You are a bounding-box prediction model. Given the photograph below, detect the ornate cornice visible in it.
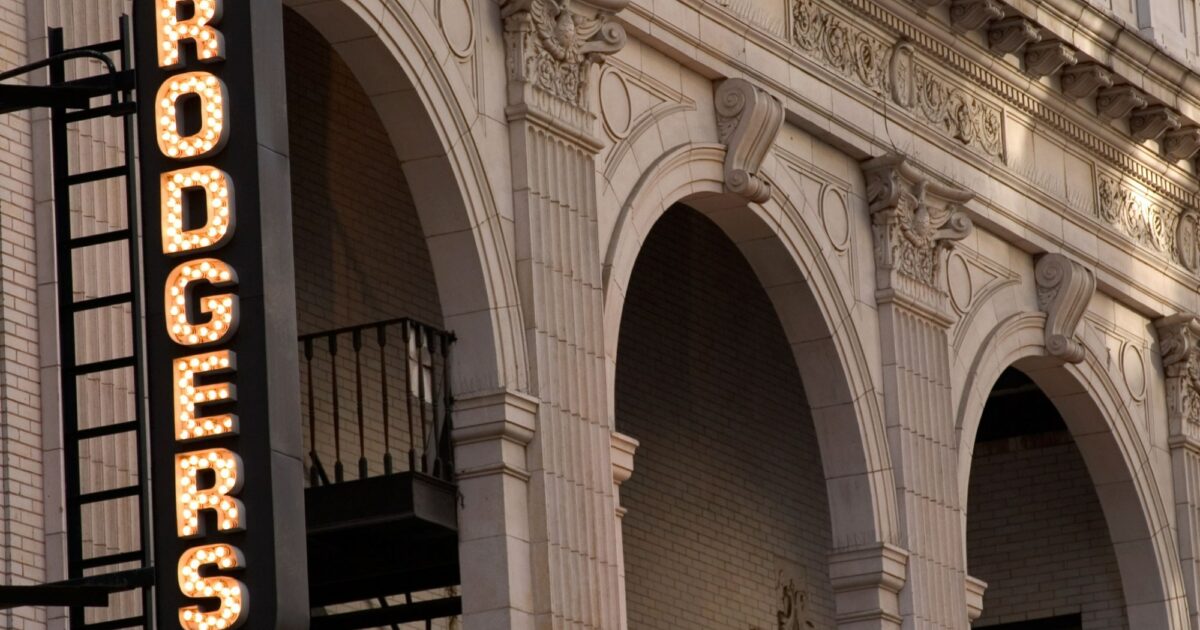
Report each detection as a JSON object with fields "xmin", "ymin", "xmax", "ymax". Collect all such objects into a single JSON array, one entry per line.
[
  {"xmin": 863, "ymin": 154, "xmax": 974, "ymax": 314},
  {"xmin": 1156, "ymin": 314, "xmax": 1200, "ymax": 444},
  {"xmin": 1034, "ymin": 253, "xmax": 1095, "ymax": 364},
  {"xmin": 501, "ymin": 0, "xmax": 628, "ymax": 114},
  {"xmin": 715, "ymin": 78, "xmax": 784, "ymax": 203}
]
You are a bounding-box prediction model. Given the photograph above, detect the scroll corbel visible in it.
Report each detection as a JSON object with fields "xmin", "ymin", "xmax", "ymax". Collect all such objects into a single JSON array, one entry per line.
[
  {"xmin": 1035, "ymin": 253, "xmax": 1095, "ymax": 364},
  {"xmin": 715, "ymin": 78, "xmax": 784, "ymax": 203}
]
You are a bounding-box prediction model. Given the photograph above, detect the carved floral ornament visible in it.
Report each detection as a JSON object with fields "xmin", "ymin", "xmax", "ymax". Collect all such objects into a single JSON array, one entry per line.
[
  {"xmin": 1156, "ymin": 314, "xmax": 1200, "ymax": 438},
  {"xmin": 791, "ymin": 0, "xmax": 1004, "ymax": 158},
  {"xmin": 1095, "ymin": 173, "xmax": 1200, "ymax": 274},
  {"xmin": 501, "ymin": 0, "xmax": 628, "ymax": 109},
  {"xmin": 862, "ymin": 154, "xmax": 974, "ymax": 289}
]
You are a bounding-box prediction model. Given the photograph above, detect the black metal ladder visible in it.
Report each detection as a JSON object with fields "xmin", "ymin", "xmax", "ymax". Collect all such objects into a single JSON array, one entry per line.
[{"xmin": 49, "ymin": 17, "xmax": 153, "ymax": 629}]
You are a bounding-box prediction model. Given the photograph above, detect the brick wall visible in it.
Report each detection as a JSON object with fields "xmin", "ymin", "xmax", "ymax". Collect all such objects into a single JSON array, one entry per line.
[
  {"xmin": 284, "ymin": 9, "xmax": 441, "ymax": 337},
  {"xmin": 0, "ymin": 0, "xmax": 44, "ymax": 626},
  {"xmin": 967, "ymin": 432, "xmax": 1128, "ymax": 629},
  {"xmin": 615, "ymin": 206, "xmax": 835, "ymax": 630}
]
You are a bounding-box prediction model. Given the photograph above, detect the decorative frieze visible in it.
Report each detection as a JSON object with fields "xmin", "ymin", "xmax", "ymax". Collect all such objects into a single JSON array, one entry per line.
[
  {"xmin": 792, "ymin": 0, "xmax": 1004, "ymax": 159},
  {"xmin": 950, "ymin": 0, "xmax": 1004, "ymax": 32},
  {"xmin": 1034, "ymin": 254, "xmax": 1095, "ymax": 364},
  {"xmin": 501, "ymin": 0, "xmax": 628, "ymax": 111},
  {"xmin": 1024, "ymin": 41, "xmax": 1076, "ymax": 78},
  {"xmin": 715, "ymin": 79, "xmax": 785, "ymax": 203},
  {"xmin": 863, "ymin": 154, "xmax": 974, "ymax": 307},
  {"xmin": 1095, "ymin": 174, "xmax": 1175, "ymax": 257},
  {"xmin": 987, "ymin": 17, "xmax": 1040, "ymax": 54},
  {"xmin": 1130, "ymin": 105, "xmax": 1182, "ymax": 142},
  {"xmin": 1060, "ymin": 62, "xmax": 1114, "ymax": 100},
  {"xmin": 791, "ymin": 0, "xmax": 892, "ymax": 96}
]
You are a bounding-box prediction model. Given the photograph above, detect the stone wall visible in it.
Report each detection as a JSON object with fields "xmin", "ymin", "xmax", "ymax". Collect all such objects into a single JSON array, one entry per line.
[{"xmin": 616, "ymin": 206, "xmax": 835, "ymax": 630}]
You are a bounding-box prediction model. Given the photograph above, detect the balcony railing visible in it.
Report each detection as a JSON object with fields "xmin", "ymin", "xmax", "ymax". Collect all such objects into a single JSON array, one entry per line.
[{"xmin": 300, "ymin": 318, "xmax": 455, "ymax": 487}]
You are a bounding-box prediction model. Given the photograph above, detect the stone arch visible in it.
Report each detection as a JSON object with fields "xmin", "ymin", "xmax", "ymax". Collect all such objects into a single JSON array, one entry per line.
[
  {"xmin": 956, "ymin": 311, "xmax": 1190, "ymax": 629},
  {"xmin": 603, "ymin": 141, "xmax": 900, "ymax": 552},
  {"xmin": 282, "ymin": 0, "xmax": 526, "ymax": 394}
]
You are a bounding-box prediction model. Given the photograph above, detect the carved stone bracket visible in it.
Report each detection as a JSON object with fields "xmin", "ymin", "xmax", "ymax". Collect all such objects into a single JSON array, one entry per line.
[
  {"xmin": 715, "ymin": 78, "xmax": 784, "ymax": 203},
  {"xmin": 1096, "ymin": 85, "xmax": 1148, "ymax": 120},
  {"xmin": 988, "ymin": 17, "xmax": 1041, "ymax": 54},
  {"xmin": 1130, "ymin": 104, "xmax": 1182, "ymax": 142},
  {"xmin": 1165, "ymin": 127, "xmax": 1200, "ymax": 161},
  {"xmin": 1060, "ymin": 62, "xmax": 1114, "ymax": 100},
  {"xmin": 950, "ymin": 0, "xmax": 1004, "ymax": 31},
  {"xmin": 862, "ymin": 154, "xmax": 974, "ymax": 310},
  {"xmin": 501, "ymin": 0, "xmax": 628, "ymax": 114},
  {"xmin": 1034, "ymin": 253, "xmax": 1095, "ymax": 364},
  {"xmin": 1156, "ymin": 314, "xmax": 1200, "ymax": 444},
  {"xmin": 1024, "ymin": 41, "xmax": 1077, "ymax": 78}
]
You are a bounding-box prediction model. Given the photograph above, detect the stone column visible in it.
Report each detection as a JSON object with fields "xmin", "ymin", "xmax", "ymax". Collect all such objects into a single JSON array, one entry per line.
[
  {"xmin": 862, "ymin": 154, "xmax": 973, "ymax": 629},
  {"xmin": 498, "ymin": 2, "xmax": 628, "ymax": 628},
  {"xmin": 1155, "ymin": 314, "xmax": 1200, "ymax": 630}
]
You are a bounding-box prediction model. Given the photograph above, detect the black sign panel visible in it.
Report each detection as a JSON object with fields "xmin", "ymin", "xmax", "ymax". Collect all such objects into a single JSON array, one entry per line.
[{"xmin": 133, "ymin": 0, "xmax": 308, "ymax": 627}]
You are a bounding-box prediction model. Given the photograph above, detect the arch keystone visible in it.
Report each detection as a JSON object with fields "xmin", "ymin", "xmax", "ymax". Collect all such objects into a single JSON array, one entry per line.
[
  {"xmin": 714, "ymin": 78, "xmax": 784, "ymax": 203},
  {"xmin": 1034, "ymin": 253, "xmax": 1095, "ymax": 364}
]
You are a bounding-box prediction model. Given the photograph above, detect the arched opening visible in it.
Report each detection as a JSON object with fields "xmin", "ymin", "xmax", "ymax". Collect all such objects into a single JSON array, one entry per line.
[
  {"xmin": 966, "ymin": 367, "xmax": 1126, "ymax": 629},
  {"xmin": 616, "ymin": 205, "xmax": 835, "ymax": 628},
  {"xmin": 281, "ymin": 7, "xmax": 466, "ymax": 627}
]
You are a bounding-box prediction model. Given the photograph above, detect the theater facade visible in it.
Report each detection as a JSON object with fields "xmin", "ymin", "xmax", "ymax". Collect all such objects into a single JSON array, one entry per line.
[{"xmin": 1, "ymin": 0, "xmax": 1200, "ymax": 628}]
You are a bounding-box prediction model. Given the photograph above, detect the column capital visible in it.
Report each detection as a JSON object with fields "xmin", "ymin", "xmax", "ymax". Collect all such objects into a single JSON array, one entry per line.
[
  {"xmin": 862, "ymin": 154, "xmax": 974, "ymax": 322},
  {"xmin": 501, "ymin": 0, "xmax": 628, "ymax": 133},
  {"xmin": 1156, "ymin": 314, "xmax": 1200, "ymax": 444}
]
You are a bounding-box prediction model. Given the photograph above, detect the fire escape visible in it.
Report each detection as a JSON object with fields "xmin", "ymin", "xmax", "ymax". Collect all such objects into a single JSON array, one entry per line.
[{"xmin": 0, "ymin": 17, "xmax": 462, "ymax": 630}]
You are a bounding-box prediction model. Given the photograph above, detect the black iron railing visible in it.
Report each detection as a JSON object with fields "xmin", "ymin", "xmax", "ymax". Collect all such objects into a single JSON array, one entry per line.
[{"xmin": 300, "ymin": 318, "xmax": 455, "ymax": 487}]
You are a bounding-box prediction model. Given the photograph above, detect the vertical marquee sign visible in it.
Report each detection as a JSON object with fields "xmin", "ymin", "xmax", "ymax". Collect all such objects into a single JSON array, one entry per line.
[{"xmin": 133, "ymin": 0, "xmax": 309, "ymax": 628}]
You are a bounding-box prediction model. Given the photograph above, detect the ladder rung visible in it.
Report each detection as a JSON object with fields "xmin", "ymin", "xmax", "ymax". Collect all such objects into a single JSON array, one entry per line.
[
  {"xmin": 69, "ymin": 229, "xmax": 131, "ymax": 250},
  {"xmin": 65, "ymin": 166, "xmax": 125, "ymax": 186},
  {"xmin": 71, "ymin": 356, "xmax": 135, "ymax": 376},
  {"xmin": 82, "ymin": 616, "xmax": 147, "ymax": 630},
  {"xmin": 77, "ymin": 485, "xmax": 140, "ymax": 505},
  {"xmin": 75, "ymin": 421, "xmax": 139, "ymax": 441},
  {"xmin": 71, "ymin": 292, "xmax": 133, "ymax": 313},
  {"xmin": 77, "ymin": 551, "xmax": 144, "ymax": 571},
  {"xmin": 63, "ymin": 102, "xmax": 135, "ymax": 123}
]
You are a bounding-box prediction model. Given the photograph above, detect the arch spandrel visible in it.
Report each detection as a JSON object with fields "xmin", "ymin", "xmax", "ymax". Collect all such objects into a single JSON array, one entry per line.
[
  {"xmin": 602, "ymin": 140, "xmax": 900, "ymax": 551},
  {"xmin": 282, "ymin": 0, "xmax": 527, "ymax": 395}
]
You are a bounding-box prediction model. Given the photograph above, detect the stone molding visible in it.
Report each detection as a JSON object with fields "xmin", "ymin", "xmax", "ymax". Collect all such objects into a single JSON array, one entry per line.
[
  {"xmin": 828, "ymin": 543, "xmax": 908, "ymax": 629},
  {"xmin": 1034, "ymin": 254, "xmax": 1095, "ymax": 364},
  {"xmin": 863, "ymin": 154, "xmax": 974, "ymax": 315},
  {"xmin": 965, "ymin": 575, "xmax": 987, "ymax": 623},
  {"xmin": 987, "ymin": 17, "xmax": 1039, "ymax": 55},
  {"xmin": 500, "ymin": 0, "xmax": 628, "ymax": 116},
  {"xmin": 1156, "ymin": 314, "xmax": 1200, "ymax": 445},
  {"xmin": 714, "ymin": 78, "xmax": 784, "ymax": 203},
  {"xmin": 451, "ymin": 389, "xmax": 539, "ymax": 481}
]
